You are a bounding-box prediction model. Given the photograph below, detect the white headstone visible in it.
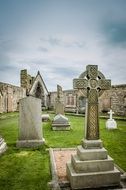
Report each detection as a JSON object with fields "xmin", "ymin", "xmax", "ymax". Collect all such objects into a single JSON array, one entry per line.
[
  {"xmin": 106, "ymin": 109, "xmax": 117, "ymax": 129},
  {"xmin": 17, "ymin": 96, "xmax": 44, "ymax": 147}
]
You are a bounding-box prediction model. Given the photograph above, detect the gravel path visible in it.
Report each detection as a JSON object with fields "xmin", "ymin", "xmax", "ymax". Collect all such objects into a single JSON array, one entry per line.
[{"xmin": 53, "ymin": 150, "xmax": 76, "ymax": 181}]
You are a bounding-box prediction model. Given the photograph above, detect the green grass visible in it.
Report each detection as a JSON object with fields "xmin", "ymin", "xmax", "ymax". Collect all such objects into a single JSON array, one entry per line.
[
  {"xmin": 0, "ymin": 112, "xmax": 126, "ymax": 190},
  {"xmin": 0, "ymin": 147, "xmax": 50, "ymax": 190},
  {"xmin": 0, "ymin": 113, "xmax": 51, "ymax": 190}
]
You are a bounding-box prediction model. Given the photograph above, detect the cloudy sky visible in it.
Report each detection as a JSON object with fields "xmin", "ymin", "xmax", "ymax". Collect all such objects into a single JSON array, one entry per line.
[{"xmin": 0, "ymin": 0, "xmax": 126, "ymax": 91}]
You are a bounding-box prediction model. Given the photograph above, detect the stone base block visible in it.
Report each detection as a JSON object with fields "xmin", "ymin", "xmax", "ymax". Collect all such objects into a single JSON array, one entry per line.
[
  {"xmin": 16, "ymin": 139, "xmax": 45, "ymax": 148},
  {"xmin": 71, "ymin": 154, "xmax": 114, "ymax": 173},
  {"xmin": 67, "ymin": 162, "xmax": 120, "ymax": 189},
  {"xmin": 0, "ymin": 138, "xmax": 7, "ymax": 155},
  {"xmin": 52, "ymin": 124, "xmax": 71, "ymax": 131},
  {"xmin": 82, "ymin": 139, "xmax": 103, "ymax": 149},
  {"xmin": 77, "ymin": 145, "xmax": 108, "ymax": 160}
]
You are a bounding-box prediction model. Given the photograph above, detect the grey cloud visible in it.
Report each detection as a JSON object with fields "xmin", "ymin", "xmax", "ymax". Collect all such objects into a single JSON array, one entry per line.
[
  {"xmin": 0, "ymin": 64, "xmax": 15, "ymax": 72},
  {"xmin": 0, "ymin": 57, "xmax": 19, "ymax": 86},
  {"xmin": 48, "ymin": 37, "xmax": 61, "ymax": 46},
  {"xmin": 40, "ymin": 37, "xmax": 86, "ymax": 48},
  {"xmin": 40, "ymin": 37, "xmax": 61, "ymax": 46},
  {"xmin": 102, "ymin": 21, "xmax": 126, "ymax": 47},
  {"xmin": 38, "ymin": 46, "xmax": 49, "ymax": 52},
  {"xmin": 0, "ymin": 57, "xmax": 18, "ymax": 72},
  {"xmin": 0, "ymin": 53, "xmax": 14, "ymax": 71},
  {"xmin": 0, "ymin": 38, "xmax": 29, "ymax": 55},
  {"xmin": 73, "ymin": 41, "xmax": 85, "ymax": 48},
  {"xmin": 34, "ymin": 60, "xmax": 50, "ymax": 66},
  {"xmin": 53, "ymin": 67, "xmax": 78, "ymax": 77}
]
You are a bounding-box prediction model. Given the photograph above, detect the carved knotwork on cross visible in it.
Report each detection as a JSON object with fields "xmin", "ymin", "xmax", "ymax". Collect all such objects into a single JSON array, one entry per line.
[{"xmin": 73, "ymin": 65, "xmax": 111, "ymax": 140}]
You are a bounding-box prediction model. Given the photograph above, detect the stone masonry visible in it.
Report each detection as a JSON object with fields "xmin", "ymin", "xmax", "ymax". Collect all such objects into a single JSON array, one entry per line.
[
  {"xmin": 0, "ymin": 82, "xmax": 26, "ymax": 113},
  {"xmin": 0, "ymin": 69, "xmax": 126, "ymax": 116}
]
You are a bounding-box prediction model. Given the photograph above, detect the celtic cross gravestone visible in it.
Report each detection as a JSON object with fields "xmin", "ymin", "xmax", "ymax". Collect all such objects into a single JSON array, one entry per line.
[
  {"xmin": 67, "ymin": 65, "xmax": 120, "ymax": 189},
  {"xmin": 73, "ymin": 65, "xmax": 111, "ymax": 140}
]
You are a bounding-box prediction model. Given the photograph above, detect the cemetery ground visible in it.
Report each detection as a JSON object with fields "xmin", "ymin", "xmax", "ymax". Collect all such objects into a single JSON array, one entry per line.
[{"xmin": 0, "ymin": 112, "xmax": 126, "ymax": 190}]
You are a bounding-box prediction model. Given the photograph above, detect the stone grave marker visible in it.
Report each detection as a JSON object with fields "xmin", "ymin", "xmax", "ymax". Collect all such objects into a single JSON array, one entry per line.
[
  {"xmin": 17, "ymin": 96, "xmax": 44, "ymax": 147},
  {"xmin": 52, "ymin": 85, "xmax": 70, "ymax": 130},
  {"xmin": 41, "ymin": 114, "xmax": 50, "ymax": 122},
  {"xmin": 55, "ymin": 85, "xmax": 64, "ymax": 115},
  {"xmin": 52, "ymin": 114, "xmax": 70, "ymax": 130},
  {"xmin": 67, "ymin": 65, "xmax": 120, "ymax": 189},
  {"xmin": 106, "ymin": 109, "xmax": 117, "ymax": 129}
]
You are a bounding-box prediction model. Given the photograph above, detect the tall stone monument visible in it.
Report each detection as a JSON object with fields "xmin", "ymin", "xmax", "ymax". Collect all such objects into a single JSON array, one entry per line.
[
  {"xmin": 17, "ymin": 96, "xmax": 44, "ymax": 147},
  {"xmin": 52, "ymin": 85, "xmax": 70, "ymax": 130},
  {"xmin": 55, "ymin": 85, "xmax": 64, "ymax": 115},
  {"xmin": 67, "ymin": 65, "xmax": 120, "ymax": 189}
]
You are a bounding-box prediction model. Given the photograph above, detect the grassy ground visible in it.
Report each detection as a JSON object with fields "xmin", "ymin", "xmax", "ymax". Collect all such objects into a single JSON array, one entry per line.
[
  {"xmin": 0, "ymin": 112, "xmax": 51, "ymax": 190},
  {"xmin": 0, "ymin": 112, "xmax": 126, "ymax": 190}
]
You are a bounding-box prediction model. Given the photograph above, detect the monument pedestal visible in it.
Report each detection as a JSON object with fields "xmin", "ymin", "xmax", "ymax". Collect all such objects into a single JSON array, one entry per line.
[
  {"xmin": 67, "ymin": 140, "xmax": 120, "ymax": 189},
  {"xmin": 52, "ymin": 114, "xmax": 70, "ymax": 131}
]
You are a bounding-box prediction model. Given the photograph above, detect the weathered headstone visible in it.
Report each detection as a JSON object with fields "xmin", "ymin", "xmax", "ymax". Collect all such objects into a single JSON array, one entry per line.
[
  {"xmin": 67, "ymin": 65, "xmax": 120, "ymax": 189},
  {"xmin": 0, "ymin": 136, "xmax": 7, "ymax": 155},
  {"xmin": 52, "ymin": 114, "xmax": 70, "ymax": 130},
  {"xmin": 55, "ymin": 85, "xmax": 64, "ymax": 115},
  {"xmin": 16, "ymin": 96, "xmax": 44, "ymax": 147},
  {"xmin": 106, "ymin": 109, "xmax": 117, "ymax": 129},
  {"xmin": 52, "ymin": 85, "xmax": 70, "ymax": 130},
  {"xmin": 41, "ymin": 114, "xmax": 50, "ymax": 122}
]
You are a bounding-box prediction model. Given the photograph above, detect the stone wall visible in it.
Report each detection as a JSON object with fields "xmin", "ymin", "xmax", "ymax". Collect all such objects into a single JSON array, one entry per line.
[
  {"xmin": 0, "ymin": 82, "xmax": 26, "ymax": 113},
  {"xmin": 50, "ymin": 85, "xmax": 126, "ymax": 116},
  {"xmin": 99, "ymin": 84, "xmax": 126, "ymax": 116},
  {"xmin": 1, "ymin": 69, "xmax": 126, "ymax": 116},
  {"xmin": 50, "ymin": 89, "xmax": 77, "ymax": 112},
  {"xmin": 20, "ymin": 69, "xmax": 35, "ymax": 94}
]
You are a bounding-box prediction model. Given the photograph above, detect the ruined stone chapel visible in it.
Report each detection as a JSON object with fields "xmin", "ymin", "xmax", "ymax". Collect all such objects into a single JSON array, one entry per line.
[{"xmin": 0, "ymin": 69, "xmax": 126, "ymax": 116}]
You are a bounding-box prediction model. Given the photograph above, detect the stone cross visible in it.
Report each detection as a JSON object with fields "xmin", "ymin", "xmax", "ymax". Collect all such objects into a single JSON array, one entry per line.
[
  {"xmin": 57, "ymin": 85, "xmax": 64, "ymax": 103},
  {"xmin": 73, "ymin": 65, "xmax": 111, "ymax": 140},
  {"xmin": 108, "ymin": 109, "xmax": 114, "ymax": 120}
]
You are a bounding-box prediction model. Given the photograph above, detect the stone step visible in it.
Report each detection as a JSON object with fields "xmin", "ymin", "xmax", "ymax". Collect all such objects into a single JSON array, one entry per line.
[
  {"xmin": 71, "ymin": 154, "xmax": 114, "ymax": 173},
  {"xmin": 77, "ymin": 145, "xmax": 108, "ymax": 161},
  {"xmin": 66, "ymin": 162, "xmax": 120, "ymax": 189}
]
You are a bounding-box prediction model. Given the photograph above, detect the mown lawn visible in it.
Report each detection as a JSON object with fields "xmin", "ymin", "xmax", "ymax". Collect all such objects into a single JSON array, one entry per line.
[{"xmin": 0, "ymin": 112, "xmax": 126, "ymax": 190}]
